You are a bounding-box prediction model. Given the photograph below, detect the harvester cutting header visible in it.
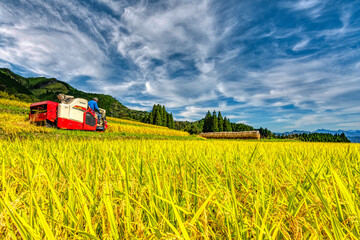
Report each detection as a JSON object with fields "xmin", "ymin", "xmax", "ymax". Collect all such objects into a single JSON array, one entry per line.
[{"xmin": 29, "ymin": 94, "xmax": 108, "ymax": 132}]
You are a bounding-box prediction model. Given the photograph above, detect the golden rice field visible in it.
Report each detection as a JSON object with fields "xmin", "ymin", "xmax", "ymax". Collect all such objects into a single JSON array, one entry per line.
[
  {"xmin": 106, "ymin": 117, "xmax": 189, "ymax": 137},
  {"xmin": 107, "ymin": 121, "xmax": 189, "ymax": 137},
  {"xmin": 0, "ymin": 93, "xmax": 188, "ymax": 137},
  {"xmin": 0, "ymin": 138, "xmax": 359, "ymax": 239},
  {"xmin": 107, "ymin": 117, "xmax": 169, "ymax": 129},
  {"xmin": 0, "ymin": 113, "xmax": 52, "ymax": 135},
  {"xmin": 0, "ymin": 112, "xmax": 188, "ymax": 137},
  {"xmin": 0, "ymin": 98, "xmax": 30, "ymax": 109},
  {"xmin": 1, "ymin": 95, "xmax": 360, "ymax": 239}
]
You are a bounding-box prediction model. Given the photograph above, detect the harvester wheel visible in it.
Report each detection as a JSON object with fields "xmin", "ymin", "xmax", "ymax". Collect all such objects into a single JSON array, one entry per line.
[{"xmin": 46, "ymin": 120, "xmax": 57, "ymax": 128}]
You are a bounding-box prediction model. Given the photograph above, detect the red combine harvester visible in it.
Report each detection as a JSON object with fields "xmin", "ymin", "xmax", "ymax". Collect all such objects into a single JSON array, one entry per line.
[{"xmin": 29, "ymin": 94, "xmax": 108, "ymax": 132}]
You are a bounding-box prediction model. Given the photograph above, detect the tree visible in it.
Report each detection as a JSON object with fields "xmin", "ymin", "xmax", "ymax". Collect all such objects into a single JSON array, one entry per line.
[
  {"xmin": 203, "ymin": 111, "xmax": 212, "ymax": 132},
  {"xmin": 166, "ymin": 113, "xmax": 175, "ymax": 129},
  {"xmin": 186, "ymin": 124, "xmax": 202, "ymax": 134},
  {"xmin": 223, "ymin": 117, "xmax": 232, "ymax": 131},
  {"xmin": 154, "ymin": 108, "xmax": 162, "ymax": 125},
  {"xmin": 169, "ymin": 113, "xmax": 175, "ymax": 129},
  {"xmin": 259, "ymin": 127, "xmax": 272, "ymax": 138},
  {"xmin": 150, "ymin": 104, "xmax": 157, "ymax": 124},
  {"xmin": 210, "ymin": 111, "xmax": 219, "ymax": 132},
  {"xmin": 148, "ymin": 112, "xmax": 153, "ymax": 124},
  {"xmin": 141, "ymin": 104, "xmax": 177, "ymax": 128},
  {"xmin": 218, "ymin": 111, "xmax": 223, "ymax": 132},
  {"xmin": 166, "ymin": 113, "xmax": 171, "ymax": 128},
  {"xmin": 162, "ymin": 105, "xmax": 167, "ymax": 126}
]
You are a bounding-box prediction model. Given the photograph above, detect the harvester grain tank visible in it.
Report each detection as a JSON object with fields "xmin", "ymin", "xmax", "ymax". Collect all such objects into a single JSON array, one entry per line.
[{"xmin": 29, "ymin": 94, "xmax": 108, "ymax": 131}]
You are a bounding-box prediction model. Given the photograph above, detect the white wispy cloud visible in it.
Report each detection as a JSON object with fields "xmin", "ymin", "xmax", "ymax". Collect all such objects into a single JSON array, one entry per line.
[
  {"xmin": 292, "ymin": 37, "xmax": 310, "ymax": 51},
  {"xmin": 177, "ymin": 102, "xmax": 249, "ymax": 121},
  {"xmin": 107, "ymin": 0, "xmax": 226, "ymax": 109},
  {"xmin": 0, "ymin": 0, "xmax": 110, "ymax": 82},
  {"xmin": 286, "ymin": 112, "xmax": 360, "ymax": 129},
  {"xmin": 283, "ymin": 0, "xmax": 326, "ymax": 18},
  {"xmin": 217, "ymin": 50, "xmax": 360, "ymax": 124},
  {"xmin": 337, "ymin": 122, "xmax": 360, "ymax": 128},
  {"xmin": 317, "ymin": 9, "xmax": 359, "ymax": 39},
  {"xmin": 293, "ymin": 0, "xmax": 321, "ymax": 10},
  {"xmin": 0, "ymin": 0, "xmax": 359, "ymax": 131}
]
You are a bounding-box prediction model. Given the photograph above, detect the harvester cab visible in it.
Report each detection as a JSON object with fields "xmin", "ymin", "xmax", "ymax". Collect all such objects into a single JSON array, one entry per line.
[{"xmin": 29, "ymin": 94, "xmax": 108, "ymax": 132}]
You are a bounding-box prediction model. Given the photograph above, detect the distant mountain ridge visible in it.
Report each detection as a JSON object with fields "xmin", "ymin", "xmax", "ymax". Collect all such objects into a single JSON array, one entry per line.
[
  {"xmin": 276, "ymin": 129, "xmax": 360, "ymax": 143},
  {"xmin": 0, "ymin": 68, "xmax": 148, "ymax": 120}
]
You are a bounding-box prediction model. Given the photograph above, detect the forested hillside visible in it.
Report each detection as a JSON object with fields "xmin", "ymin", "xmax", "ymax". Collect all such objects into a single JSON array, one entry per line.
[{"xmin": 0, "ymin": 68, "xmax": 148, "ymax": 120}]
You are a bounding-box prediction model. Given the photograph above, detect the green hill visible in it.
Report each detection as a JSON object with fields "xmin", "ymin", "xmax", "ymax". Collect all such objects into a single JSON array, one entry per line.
[{"xmin": 0, "ymin": 68, "xmax": 148, "ymax": 120}]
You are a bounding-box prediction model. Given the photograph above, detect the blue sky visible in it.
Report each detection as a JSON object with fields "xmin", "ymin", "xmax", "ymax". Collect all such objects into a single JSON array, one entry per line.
[{"xmin": 0, "ymin": 0, "xmax": 359, "ymax": 132}]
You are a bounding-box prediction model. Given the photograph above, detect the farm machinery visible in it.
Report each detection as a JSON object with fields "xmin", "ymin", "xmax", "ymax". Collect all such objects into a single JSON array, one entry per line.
[{"xmin": 29, "ymin": 94, "xmax": 108, "ymax": 132}]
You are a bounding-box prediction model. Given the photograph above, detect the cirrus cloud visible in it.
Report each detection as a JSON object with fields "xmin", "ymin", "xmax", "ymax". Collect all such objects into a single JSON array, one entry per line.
[{"xmin": 0, "ymin": 0, "xmax": 359, "ymax": 132}]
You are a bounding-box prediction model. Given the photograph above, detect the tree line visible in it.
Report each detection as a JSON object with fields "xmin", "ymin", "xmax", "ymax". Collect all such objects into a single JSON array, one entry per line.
[
  {"xmin": 257, "ymin": 127, "xmax": 350, "ymax": 142},
  {"xmin": 203, "ymin": 111, "xmax": 254, "ymax": 133},
  {"xmin": 259, "ymin": 127, "xmax": 274, "ymax": 138},
  {"xmin": 277, "ymin": 132, "xmax": 350, "ymax": 142},
  {"xmin": 140, "ymin": 105, "xmax": 350, "ymax": 143},
  {"xmin": 141, "ymin": 104, "xmax": 175, "ymax": 129}
]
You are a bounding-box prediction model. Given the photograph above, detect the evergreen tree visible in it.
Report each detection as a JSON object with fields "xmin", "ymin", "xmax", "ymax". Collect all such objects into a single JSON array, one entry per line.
[
  {"xmin": 210, "ymin": 110, "xmax": 219, "ymax": 132},
  {"xmin": 154, "ymin": 108, "xmax": 162, "ymax": 125},
  {"xmin": 162, "ymin": 105, "xmax": 167, "ymax": 126},
  {"xmin": 259, "ymin": 127, "xmax": 264, "ymax": 138},
  {"xmin": 166, "ymin": 113, "xmax": 171, "ymax": 128},
  {"xmin": 150, "ymin": 105, "xmax": 156, "ymax": 124},
  {"xmin": 151, "ymin": 105, "xmax": 156, "ymax": 124},
  {"xmin": 223, "ymin": 117, "xmax": 232, "ymax": 131},
  {"xmin": 259, "ymin": 127, "xmax": 272, "ymax": 138},
  {"xmin": 169, "ymin": 113, "xmax": 175, "ymax": 129},
  {"xmin": 141, "ymin": 115, "xmax": 148, "ymax": 123},
  {"xmin": 203, "ymin": 111, "xmax": 212, "ymax": 132},
  {"xmin": 140, "ymin": 103, "xmax": 177, "ymax": 128},
  {"xmin": 218, "ymin": 111, "xmax": 223, "ymax": 132},
  {"xmin": 228, "ymin": 119, "xmax": 232, "ymax": 131},
  {"xmin": 149, "ymin": 112, "xmax": 153, "ymax": 124}
]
